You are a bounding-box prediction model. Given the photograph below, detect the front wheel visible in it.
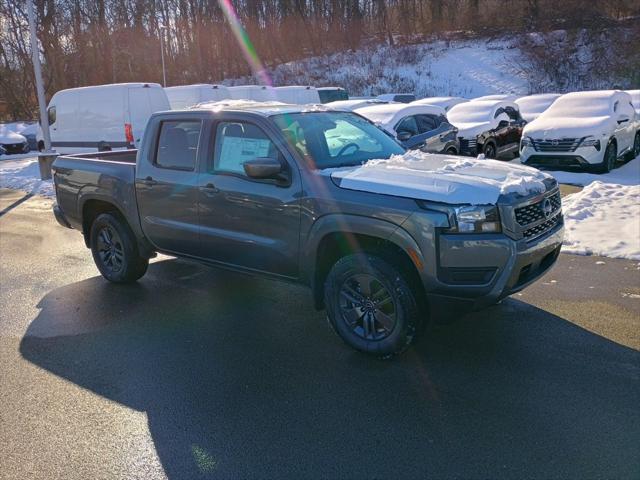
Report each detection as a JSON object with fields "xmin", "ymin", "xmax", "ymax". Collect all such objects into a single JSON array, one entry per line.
[
  {"xmin": 598, "ymin": 141, "xmax": 616, "ymax": 173},
  {"xmin": 483, "ymin": 142, "xmax": 496, "ymax": 159},
  {"xmin": 90, "ymin": 212, "xmax": 148, "ymax": 283},
  {"xmin": 324, "ymin": 253, "xmax": 422, "ymax": 358},
  {"xmin": 626, "ymin": 132, "xmax": 640, "ymax": 161}
]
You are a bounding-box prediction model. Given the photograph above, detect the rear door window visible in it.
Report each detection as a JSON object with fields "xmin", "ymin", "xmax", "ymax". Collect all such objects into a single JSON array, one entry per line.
[
  {"xmin": 155, "ymin": 120, "xmax": 202, "ymax": 171},
  {"xmin": 415, "ymin": 115, "xmax": 438, "ymax": 133}
]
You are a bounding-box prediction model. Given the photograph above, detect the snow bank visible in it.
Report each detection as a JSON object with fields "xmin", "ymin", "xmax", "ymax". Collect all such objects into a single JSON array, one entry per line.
[
  {"xmin": 331, "ymin": 151, "xmax": 549, "ymax": 205},
  {"xmin": 0, "ymin": 157, "xmax": 54, "ymax": 197},
  {"xmin": 561, "ymin": 181, "xmax": 640, "ymax": 260}
]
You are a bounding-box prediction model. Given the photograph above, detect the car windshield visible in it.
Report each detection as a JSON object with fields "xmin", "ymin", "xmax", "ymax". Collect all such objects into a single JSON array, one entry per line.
[
  {"xmin": 447, "ymin": 103, "xmax": 494, "ymax": 123},
  {"xmin": 271, "ymin": 111, "xmax": 405, "ymax": 169}
]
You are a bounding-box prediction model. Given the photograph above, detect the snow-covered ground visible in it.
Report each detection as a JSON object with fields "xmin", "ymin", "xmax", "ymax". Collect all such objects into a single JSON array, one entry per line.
[{"xmin": 1, "ymin": 154, "xmax": 639, "ymax": 260}]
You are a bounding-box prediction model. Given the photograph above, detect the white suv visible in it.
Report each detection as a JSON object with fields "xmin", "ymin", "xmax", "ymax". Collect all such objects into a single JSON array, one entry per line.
[{"xmin": 520, "ymin": 90, "xmax": 640, "ymax": 173}]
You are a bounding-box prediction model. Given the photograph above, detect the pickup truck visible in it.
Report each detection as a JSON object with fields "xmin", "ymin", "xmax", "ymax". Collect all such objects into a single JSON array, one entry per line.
[{"xmin": 52, "ymin": 103, "xmax": 564, "ymax": 358}]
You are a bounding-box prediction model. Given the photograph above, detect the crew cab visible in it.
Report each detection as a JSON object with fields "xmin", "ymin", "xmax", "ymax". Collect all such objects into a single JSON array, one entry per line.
[
  {"xmin": 448, "ymin": 100, "xmax": 526, "ymax": 159},
  {"xmin": 520, "ymin": 90, "xmax": 640, "ymax": 172},
  {"xmin": 51, "ymin": 103, "xmax": 563, "ymax": 358},
  {"xmin": 355, "ymin": 103, "xmax": 460, "ymax": 154}
]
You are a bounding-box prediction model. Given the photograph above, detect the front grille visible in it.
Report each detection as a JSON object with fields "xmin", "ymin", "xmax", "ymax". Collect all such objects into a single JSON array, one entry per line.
[
  {"xmin": 459, "ymin": 137, "xmax": 477, "ymax": 154},
  {"xmin": 515, "ymin": 191, "xmax": 562, "ymax": 226},
  {"xmin": 523, "ymin": 212, "xmax": 562, "ymax": 240},
  {"xmin": 532, "ymin": 138, "xmax": 580, "ymax": 152}
]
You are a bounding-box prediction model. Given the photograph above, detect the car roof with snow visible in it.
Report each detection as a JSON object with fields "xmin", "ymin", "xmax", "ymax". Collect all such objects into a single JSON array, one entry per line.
[
  {"xmin": 515, "ymin": 94, "xmax": 561, "ymax": 121},
  {"xmin": 354, "ymin": 103, "xmax": 447, "ymax": 130},
  {"xmin": 541, "ymin": 90, "xmax": 630, "ymax": 117},
  {"xmin": 471, "ymin": 94, "xmax": 519, "ymax": 102},
  {"xmin": 190, "ymin": 100, "xmax": 337, "ymax": 116},
  {"xmin": 410, "ymin": 97, "xmax": 469, "ymax": 110},
  {"xmin": 324, "ymin": 99, "xmax": 389, "ymax": 111}
]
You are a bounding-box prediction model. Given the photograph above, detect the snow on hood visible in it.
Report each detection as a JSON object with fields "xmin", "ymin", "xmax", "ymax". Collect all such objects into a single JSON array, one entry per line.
[
  {"xmin": 0, "ymin": 129, "xmax": 27, "ymax": 144},
  {"xmin": 328, "ymin": 151, "xmax": 551, "ymax": 205},
  {"xmin": 523, "ymin": 115, "xmax": 612, "ymax": 139},
  {"xmin": 452, "ymin": 121, "xmax": 492, "ymax": 138}
]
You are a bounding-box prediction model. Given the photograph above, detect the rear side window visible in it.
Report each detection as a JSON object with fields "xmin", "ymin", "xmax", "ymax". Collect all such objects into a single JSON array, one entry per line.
[
  {"xmin": 415, "ymin": 114, "xmax": 439, "ymax": 133},
  {"xmin": 155, "ymin": 120, "xmax": 202, "ymax": 171}
]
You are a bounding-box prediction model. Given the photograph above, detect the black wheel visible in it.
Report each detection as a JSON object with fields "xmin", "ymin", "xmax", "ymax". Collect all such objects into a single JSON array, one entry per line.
[
  {"xmin": 37, "ymin": 140, "xmax": 44, "ymax": 152},
  {"xmin": 446, "ymin": 147, "xmax": 458, "ymax": 155},
  {"xmin": 598, "ymin": 140, "xmax": 616, "ymax": 173},
  {"xmin": 626, "ymin": 132, "xmax": 640, "ymax": 161},
  {"xmin": 90, "ymin": 212, "xmax": 148, "ymax": 283},
  {"xmin": 483, "ymin": 142, "xmax": 496, "ymax": 159},
  {"xmin": 324, "ymin": 253, "xmax": 421, "ymax": 358}
]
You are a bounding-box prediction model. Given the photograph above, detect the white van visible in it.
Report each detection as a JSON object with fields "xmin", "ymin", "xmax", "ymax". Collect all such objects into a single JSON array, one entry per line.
[
  {"xmin": 227, "ymin": 85, "xmax": 277, "ymax": 102},
  {"xmin": 165, "ymin": 84, "xmax": 231, "ymax": 109},
  {"xmin": 46, "ymin": 83, "xmax": 170, "ymax": 153},
  {"xmin": 274, "ymin": 86, "xmax": 320, "ymax": 104}
]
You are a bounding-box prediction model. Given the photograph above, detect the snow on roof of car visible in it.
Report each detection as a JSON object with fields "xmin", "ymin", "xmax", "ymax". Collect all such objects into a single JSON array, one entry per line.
[
  {"xmin": 325, "ymin": 99, "xmax": 389, "ymax": 111},
  {"xmin": 410, "ymin": 97, "xmax": 468, "ymax": 109},
  {"xmin": 471, "ymin": 94, "xmax": 519, "ymax": 102},
  {"xmin": 541, "ymin": 90, "xmax": 625, "ymax": 118},
  {"xmin": 354, "ymin": 103, "xmax": 446, "ymax": 131},
  {"xmin": 515, "ymin": 94, "xmax": 561, "ymax": 121},
  {"xmin": 191, "ymin": 99, "xmax": 333, "ymax": 116},
  {"xmin": 165, "ymin": 84, "xmax": 228, "ymax": 90},
  {"xmin": 447, "ymin": 99, "xmax": 517, "ymax": 122}
]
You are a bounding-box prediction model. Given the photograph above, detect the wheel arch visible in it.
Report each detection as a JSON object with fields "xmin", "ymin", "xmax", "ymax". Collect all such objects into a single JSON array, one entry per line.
[{"xmin": 303, "ymin": 215, "xmax": 427, "ymax": 310}]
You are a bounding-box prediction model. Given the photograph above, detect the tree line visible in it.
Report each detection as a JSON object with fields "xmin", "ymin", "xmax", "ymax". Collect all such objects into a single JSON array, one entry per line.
[{"xmin": 1, "ymin": 0, "xmax": 638, "ymax": 120}]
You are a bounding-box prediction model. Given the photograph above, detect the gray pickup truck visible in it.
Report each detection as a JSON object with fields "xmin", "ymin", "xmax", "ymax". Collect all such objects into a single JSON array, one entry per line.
[{"xmin": 52, "ymin": 103, "xmax": 564, "ymax": 357}]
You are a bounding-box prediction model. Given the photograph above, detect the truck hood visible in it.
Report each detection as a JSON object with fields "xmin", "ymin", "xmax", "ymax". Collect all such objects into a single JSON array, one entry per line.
[
  {"xmin": 326, "ymin": 152, "xmax": 551, "ymax": 205},
  {"xmin": 523, "ymin": 115, "xmax": 612, "ymax": 139},
  {"xmin": 452, "ymin": 121, "xmax": 492, "ymax": 139}
]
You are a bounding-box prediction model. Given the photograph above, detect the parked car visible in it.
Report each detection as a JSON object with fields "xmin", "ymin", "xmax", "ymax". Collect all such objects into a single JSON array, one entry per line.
[
  {"xmin": 410, "ymin": 97, "xmax": 468, "ymax": 111},
  {"xmin": 0, "ymin": 127, "xmax": 29, "ymax": 154},
  {"xmin": 520, "ymin": 90, "xmax": 640, "ymax": 172},
  {"xmin": 515, "ymin": 94, "xmax": 561, "ymax": 123},
  {"xmin": 0, "ymin": 121, "xmax": 40, "ymax": 150},
  {"xmin": 228, "ymin": 85, "xmax": 277, "ymax": 102},
  {"xmin": 51, "ymin": 103, "xmax": 563, "ymax": 358},
  {"xmin": 46, "ymin": 82, "xmax": 170, "ymax": 154},
  {"xmin": 317, "ymin": 87, "xmax": 348, "ymax": 103},
  {"xmin": 165, "ymin": 84, "xmax": 230, "ymax": 109},
  {"xmin": 377, "ymin": 93, "xmax": 416, "ymax": 103},
  {"xmin": 472, "ymin": 94, "xmax": 520, "ymax": 102},
  {"xmin": 275, "ymin": 86, "xmax": 321, "ymax": 104},
  {"xmin": 355, "ymin": 103, "xmax": 460, "ymax": 154},
  {"xmin": 325, "ymin": 99, "xmax": 390, "ymax": 111},
  {"xmin": 448, "ymin": 100, "xmax": 526, "ymax": 159}
]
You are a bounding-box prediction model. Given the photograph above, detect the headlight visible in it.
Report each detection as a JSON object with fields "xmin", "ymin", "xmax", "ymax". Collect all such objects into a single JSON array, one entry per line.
[
  {"xmin": 580, "ymin": 136, "xmax": 601, "ymax": 150},
  {"xmin": 446, "ymin": 205, "xmax": 501, "ymax": 233},
  {"xmin": 520, "ymin": 136, "xmax": 533, "ymax": 149}
]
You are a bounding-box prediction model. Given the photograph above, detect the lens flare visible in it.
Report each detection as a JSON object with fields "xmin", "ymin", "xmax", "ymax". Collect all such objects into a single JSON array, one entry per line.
[{"xmin": 218, "ymin": 0, "xmax": 272, "ymax": 86}]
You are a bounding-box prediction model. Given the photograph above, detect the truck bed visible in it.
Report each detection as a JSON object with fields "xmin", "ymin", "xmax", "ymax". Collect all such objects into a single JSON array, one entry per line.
[{"xmin": 59, "ymin": 149, "xmax": 138, "ymax": 164}]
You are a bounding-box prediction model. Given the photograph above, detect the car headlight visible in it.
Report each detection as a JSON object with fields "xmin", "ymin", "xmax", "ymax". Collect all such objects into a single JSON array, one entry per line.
[
  {"xmin": 580, "ymin": 136, "xmax": 601, "ymax": 150},
  {"xmin": 520, "ymin": 136, "xmax": 533, "ymax": 149},
  {"xmin": 446, "ymin": 205, "xmax": 501, "ymax": 233}
]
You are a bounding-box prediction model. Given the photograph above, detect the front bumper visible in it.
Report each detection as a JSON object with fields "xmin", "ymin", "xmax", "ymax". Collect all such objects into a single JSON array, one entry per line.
[
  {"xmin": 52, "ymin": 204, "xmax": 72, "ymax": 229},
  {"xmin": 1, "ymin": 142, "xmax": 29, "ymax": 155},
  {"xmin": 520, "ymin": 145, "xmax": 604, "ymax": 168}
]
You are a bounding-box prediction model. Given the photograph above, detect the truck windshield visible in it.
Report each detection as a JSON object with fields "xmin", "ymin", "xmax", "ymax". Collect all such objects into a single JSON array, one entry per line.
[{"xmin": 272, "ymin": 111, "xmax": 405, "ymax": 169}]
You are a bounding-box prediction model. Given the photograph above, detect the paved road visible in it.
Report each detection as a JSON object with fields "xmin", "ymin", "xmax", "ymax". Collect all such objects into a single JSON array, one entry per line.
[{"xmin": 1, "ymin": 188, "xmax": 639, "ymax": 480}]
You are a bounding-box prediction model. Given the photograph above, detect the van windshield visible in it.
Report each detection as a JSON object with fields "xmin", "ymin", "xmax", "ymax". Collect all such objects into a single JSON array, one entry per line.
[{"xmin": 271, "ymin": 111, "xmax": 405, "ymax": 169}]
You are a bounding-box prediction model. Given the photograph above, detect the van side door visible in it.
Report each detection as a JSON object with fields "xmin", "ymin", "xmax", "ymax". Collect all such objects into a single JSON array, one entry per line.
[
  {"xmin": 135, "ymin": 115, "xmax": 204, "ymax": 255},
  {"xmin": 196, "ymin": 115, "xmax": 302, "ymax": 278}
]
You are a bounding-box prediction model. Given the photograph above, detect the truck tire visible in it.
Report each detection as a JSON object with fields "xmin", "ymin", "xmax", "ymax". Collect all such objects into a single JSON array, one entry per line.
[
  {"xmin": 90, "ymin": 212, "xmax": 148, "ymax": 283},
  {"xmin": 324, "ymin": 253, "xmax": 421, "ymax": 359}
]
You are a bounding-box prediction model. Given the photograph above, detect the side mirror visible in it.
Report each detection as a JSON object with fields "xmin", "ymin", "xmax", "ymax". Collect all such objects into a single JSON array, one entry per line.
[
  {"xmin": 498, "ymin": 120, "xmax": 509, "ymax": 128},
  {"xmin": 397, "ymin": 131, "xmax": 412, "ymax": 141},
  {"xmin": 243, "ymin": 157, "xmax": 287, "ymax": 182},
  {"xmin": 617, "ymin": 114, "xmax": 630, "ymax": 124}
]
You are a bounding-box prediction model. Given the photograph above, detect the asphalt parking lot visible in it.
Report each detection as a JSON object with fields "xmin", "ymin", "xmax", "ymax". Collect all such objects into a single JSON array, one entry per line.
[{"xmin": 1, "ymin": 188, "xmax": 639, "ymax": 479}]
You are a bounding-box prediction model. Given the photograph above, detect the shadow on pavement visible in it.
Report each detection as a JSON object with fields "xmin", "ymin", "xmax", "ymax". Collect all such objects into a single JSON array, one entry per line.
[{"xmin": 20, "ymin": 258, "xmax": 640, "ymax": 479}]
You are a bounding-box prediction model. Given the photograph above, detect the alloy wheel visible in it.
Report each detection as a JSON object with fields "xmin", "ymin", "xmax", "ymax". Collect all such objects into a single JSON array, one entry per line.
[
  {"xmin": 338, "ymin": 273, "xmax": 397, "ymax": 341},
  {"xmin": 96, "ymin": 226, "xmax": 124, "ymax": 273}
]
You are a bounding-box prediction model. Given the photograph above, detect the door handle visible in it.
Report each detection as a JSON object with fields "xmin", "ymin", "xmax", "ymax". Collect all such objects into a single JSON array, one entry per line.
[
  {"xmin": 142, "ymin": 176, "xmax": 157, "ymax": 186},
  {"xmin": 200, "ymin": 183, "xmax": 219, "ymax": 196}
]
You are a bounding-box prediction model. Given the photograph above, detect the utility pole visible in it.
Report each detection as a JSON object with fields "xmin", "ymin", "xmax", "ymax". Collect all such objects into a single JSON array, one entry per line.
[
  {"xmin": 159, "ymin": 25, "xmax": 168, "ymax": 87},
  {"xmin": 27, "ymin": 0, "xmax": 51, "ymax": 152}
]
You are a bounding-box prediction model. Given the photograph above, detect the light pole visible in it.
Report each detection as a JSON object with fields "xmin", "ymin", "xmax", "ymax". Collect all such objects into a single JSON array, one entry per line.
[
  {"xmin": 159, "ymin": 24, "xmax": 168, "ymax": 87},
  {"xmin": 27, "ymin": 0, "xmax": 51, "ymax": 152}
]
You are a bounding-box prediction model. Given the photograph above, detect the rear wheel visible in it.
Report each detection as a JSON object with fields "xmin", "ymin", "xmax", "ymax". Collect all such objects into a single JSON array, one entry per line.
[
  {"xmin": 483, "ymin": 141, "xmax": 496, "ymax": 159},
  {"xmin": 324, "ymin": 253, "xmax": 422, "ymax": 358},
  {"xmin": 446, "ymin": 147, "xmax": 458, "ymax": 155},
  {"xmin": 90, "ymin": 212, "xmax": 148, "ymax": 283},
  {"xmin": 598, "ymin": 140, "xmax": 616, "ymax": 173}
]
